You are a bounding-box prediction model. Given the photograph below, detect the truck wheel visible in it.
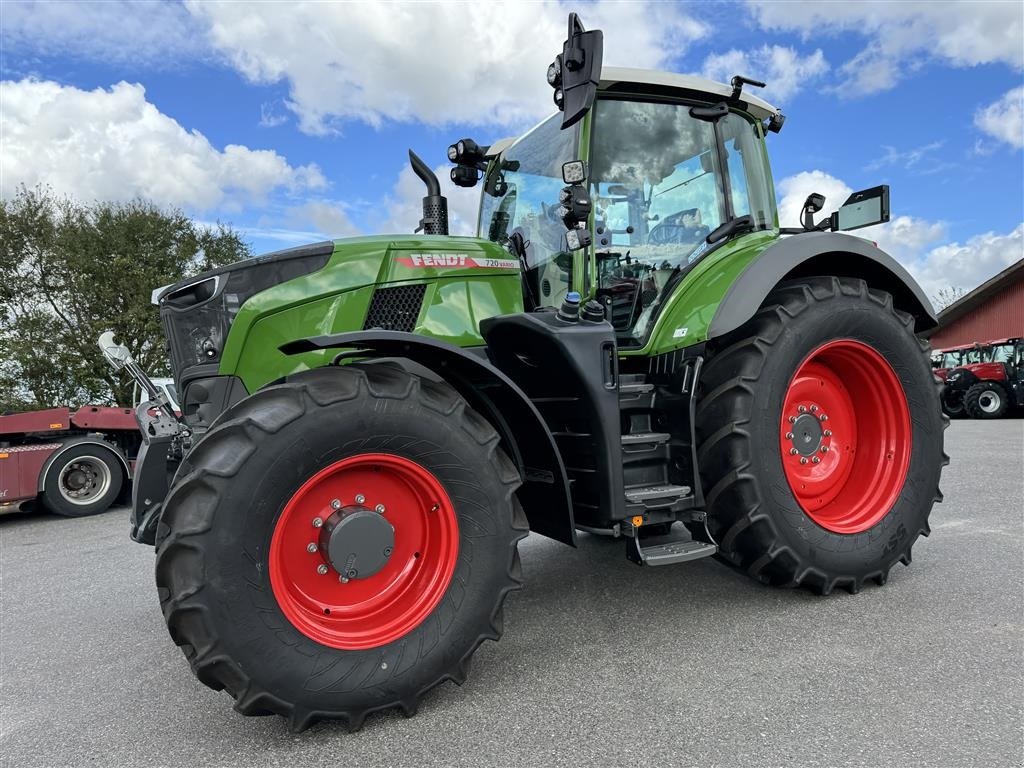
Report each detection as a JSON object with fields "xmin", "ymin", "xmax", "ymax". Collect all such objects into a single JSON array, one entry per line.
[
  {"xmin": 41, "ymin": 443, "xmax": 123, "ymax": 517},
  {"xmin": 696, "ymin": 277, "xmax": 947, "ymax": 595},
  {"xmin": 155, "ymin": 364, "xmax": 527, "ymax": 731},
  {"xmin": 964, "ymin": 381, "xmax": 1009, "ymax": 418}
]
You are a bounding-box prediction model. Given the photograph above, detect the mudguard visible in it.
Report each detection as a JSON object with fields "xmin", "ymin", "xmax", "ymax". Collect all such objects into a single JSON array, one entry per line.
[
  {"xmin": 280, "ymin": 330, "xmax": 576, "ymax": 546},
  {"xmin": 708, "ymin": 232, "xmax": 937, "ymax": 339}
]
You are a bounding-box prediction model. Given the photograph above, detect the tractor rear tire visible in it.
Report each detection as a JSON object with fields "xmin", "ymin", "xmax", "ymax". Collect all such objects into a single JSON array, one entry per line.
[
  {"xmin": 964, "ymin": 381, "xmax": 1009, "ymax": 419},
  {"xmin": 695, "ymin": 277, "xmax": 947, "ymax": 595},
  {"xmin": 154, "ymin": 364, "xmax": 527, "ymax": 731}
]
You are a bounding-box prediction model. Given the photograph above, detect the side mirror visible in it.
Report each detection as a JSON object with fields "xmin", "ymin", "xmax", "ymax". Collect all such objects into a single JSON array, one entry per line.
[
  {"xmin": 833, "ymin": 185, "xmax": 890, "ymax": 231},
  {"xmin": 547, "ymin": 13, "xmax": 603, "ymax": 130},
  {"xmin": 98, "ymin": 331, "xmax": 133, "ymax": 371}
]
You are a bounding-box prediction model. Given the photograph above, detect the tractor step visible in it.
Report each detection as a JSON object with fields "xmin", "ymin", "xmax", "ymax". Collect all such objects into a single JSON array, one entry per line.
[
  {"xmin": 619, "ymin": 381, "xmax": 654, "ymax": 395},
  {"xmin": 620, "ymin": 431, "xmax": 670, "ymax": 446},
  {"xmin": 627, "ymin": 532, "xmax": 718, "ymax": 566},
  {"xmin": 624, "ymin": 484, "xmax": 691, "ymax": 504}
]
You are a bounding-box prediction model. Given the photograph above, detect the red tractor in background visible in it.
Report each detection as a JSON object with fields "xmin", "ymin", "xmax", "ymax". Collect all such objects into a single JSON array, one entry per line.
[{"xmin": 942, "ymin": 338, "xmax": 1024, "ymax": 419}]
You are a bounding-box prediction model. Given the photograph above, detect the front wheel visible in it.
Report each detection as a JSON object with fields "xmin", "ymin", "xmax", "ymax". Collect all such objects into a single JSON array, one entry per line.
[
  {"xmin": 155, "ymin": 364, "xmax": 527, "ymax": 731},
  {"xmin": 696, "ymin": 277, "xmax": 947, "ymax": 594},
  {"xmin": 964, "ymin": 381, "xmax": 1009, "ymax": 419}
]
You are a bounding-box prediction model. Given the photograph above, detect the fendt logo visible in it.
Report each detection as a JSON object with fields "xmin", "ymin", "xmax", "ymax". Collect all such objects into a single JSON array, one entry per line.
[{"xmin": 395, "ymin": 253, "xmax": 519, "ymax": 270}]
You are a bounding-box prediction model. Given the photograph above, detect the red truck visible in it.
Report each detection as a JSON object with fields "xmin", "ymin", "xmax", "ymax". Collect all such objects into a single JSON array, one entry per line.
[{"xmin": 0, "ymin": 379, "xmax": 178, "ymax": 517}]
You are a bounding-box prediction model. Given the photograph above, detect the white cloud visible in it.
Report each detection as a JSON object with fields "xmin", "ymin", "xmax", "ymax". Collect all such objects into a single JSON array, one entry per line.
[
  {"xmin": 974, "ymin": 87, "xmax": 1024, "ymax": 150},
  {"xmin": 776, "ymin": 169, "xmax": 1023, "ymax": 304},
  {"xmin": 289, "ymin": 201, "xmax": 360, "ymax": 238},
  {"xmin": 701, "ymin": 45, "xmax": 828, "ymax": 103},
  {"xmin": 187, "ymin": 0, "xmax": 707, "ymax": 133},
  {"xmin": 909, "ymin": 224, "xmax": 1024, "ymax": 300},
  {"xmin": 864, "ymin": 141, "xmax": 945, "ymax": 172},
  {"xmin": 1, "ymin": 0, "xmax": 208, "ymax": 66},
  {"xmin": 0, "ymin": 79, "xmax": 326, "ymax": 210},
  {"xmin": 747, "ymin": 2, "xmax": 1023, "ymax": 95}
]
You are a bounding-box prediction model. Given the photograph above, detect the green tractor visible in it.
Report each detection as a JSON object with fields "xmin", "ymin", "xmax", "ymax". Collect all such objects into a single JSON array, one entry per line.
[{"xmin": 100, "ymin": 14, "xmax": 946, "ymax": 731}]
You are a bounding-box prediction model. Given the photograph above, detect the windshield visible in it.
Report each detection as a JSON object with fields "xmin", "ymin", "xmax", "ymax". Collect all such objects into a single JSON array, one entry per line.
[
  {"xmin": 990, "ymin": 344, "xmax": 1016, "ymax": 364},
  {"xmin": 588, "ymin": 99, "xmax": 775, "ymax": 341},
  {"xmin": 479, "ymin": 114, "xmax": 578, "ymax": 309}
]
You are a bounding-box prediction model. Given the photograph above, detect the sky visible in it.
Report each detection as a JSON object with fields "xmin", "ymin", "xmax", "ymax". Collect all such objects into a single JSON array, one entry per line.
[{"xmin": 2, "ymin": 0, "xmax": 1022, "ymax": 305}]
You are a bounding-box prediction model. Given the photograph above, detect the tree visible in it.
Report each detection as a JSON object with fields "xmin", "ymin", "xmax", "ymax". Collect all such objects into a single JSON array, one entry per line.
[
  {"xmin": 0, "ymin": 186, "xmax": 250, "ymax": 410},
  {"xmin": 931, "ymin": 285, "xmax": 968, "ymax": 312}
]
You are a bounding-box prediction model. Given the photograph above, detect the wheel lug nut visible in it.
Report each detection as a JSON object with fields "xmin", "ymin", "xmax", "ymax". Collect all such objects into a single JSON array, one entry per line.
[
  {"xmin": 331, "ymin": 499, "xmax": 341, "ymax": 510},
  {"xmin": 823, "ymin": 429, "xmax": 832, "ymax": 437},
  {"xmin": 306, "ymin": 542, "xmax": 317, "ymax": 553},
  {"xmin": 821, "ymin": 445, "xmax": 829, "ymax": 453},
  {"xmin": 312, "ymin": 517, "xmax": 323, "ymax": 528},
  {"xmin": 340, "ymin": 575, "xmax": 349, "ymax": 583},
  {"xmin": 355, "ymin": 494, "xmax": 366, "ymax": 504},
  {"xmin": 800, "ymin": 457, "xmax": 808, "ymax": 465},
  {"xmin": 812, "ymin": 456, "xmax": 821, "ymax": 464},
  {"xmin": 810, "ymin": 405, "xmax": 819, "ymax": 412},
  {"xmin": 790, "ymin": 448, "xmax": 799, "ymax": 455},
  {"xmin": 788, "ymin": 416, "xmax": 797, "ymax": 424},
  {"xmin": 785, "ymin": 432, "xmax": 794, "ymax": 439},
  {"xmin": 798, "ymin": 405, "xmax": 807, "ymax": 413},
  {"xmin": 375, "ymin": 503, "xmax": 386, "ymax": 514},
  {"xmin": 819, "ymin": 414, "xmax": 828, "ymax": 422},
  {"xmin": 317, "ymin": 564, "xmax": 329, "ymax": 575}
]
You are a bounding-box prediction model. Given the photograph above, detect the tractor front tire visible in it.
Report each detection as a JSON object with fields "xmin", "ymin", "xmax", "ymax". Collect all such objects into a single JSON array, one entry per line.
[
  {"xmin": 696, "ymin": 277, "xmax": 947, "ymax": 595},
  {"xmin": 155, "ymin": 364, "xmax": 527, "ymax": 731},
  {"xmin": 964, "ymin": 381, "xmax": 1009, "ymax": 418}
]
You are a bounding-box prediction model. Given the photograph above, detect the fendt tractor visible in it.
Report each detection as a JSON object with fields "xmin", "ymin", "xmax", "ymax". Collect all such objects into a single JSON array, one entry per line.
[{"xmin": 99, "ymin": 14, "xmax": 947, "ymax": 731}]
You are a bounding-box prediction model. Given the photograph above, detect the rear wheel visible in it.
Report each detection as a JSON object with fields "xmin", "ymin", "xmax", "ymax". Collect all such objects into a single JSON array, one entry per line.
[
  {"xmin": 964, "ymin": 381, "xmax": 1009, "ymax": 419},
  {"xmin": 41, "ymin": 443, "xmax": 123, "ymax": 517},
  {"xmin": 696, "ymin": 277, "xmax": 947, "ymax": 594},
  {"xmin": 155, "ymin": 364, "xmax": 527, "ymax": 730}
]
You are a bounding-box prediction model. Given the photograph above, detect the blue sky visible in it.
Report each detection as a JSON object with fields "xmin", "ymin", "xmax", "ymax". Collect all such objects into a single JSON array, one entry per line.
[{"xmin": 2, "ymin": 0, "xmax": 1022, "ymax": 303}]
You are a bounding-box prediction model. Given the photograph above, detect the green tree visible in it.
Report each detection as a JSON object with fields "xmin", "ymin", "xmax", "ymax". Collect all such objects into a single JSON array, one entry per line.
[{"xmin": 0, "ymin": 186, "xmax": 250, "ymax": 410}]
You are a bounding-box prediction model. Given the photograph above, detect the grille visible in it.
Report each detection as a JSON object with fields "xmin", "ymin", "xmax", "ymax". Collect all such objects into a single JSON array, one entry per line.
[{"xmin": 363, "ymin": 284, "xmax": 427, "ymax": 332}]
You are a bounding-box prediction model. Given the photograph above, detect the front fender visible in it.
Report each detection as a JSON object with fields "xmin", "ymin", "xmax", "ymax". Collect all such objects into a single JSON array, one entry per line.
[
  {"xmin": 281, "ymin": 331, "xmax": 576, "ymax": 546},
  {"xmin": 709, "ymin": 231, "xmax": 937, "ymax": 340}
]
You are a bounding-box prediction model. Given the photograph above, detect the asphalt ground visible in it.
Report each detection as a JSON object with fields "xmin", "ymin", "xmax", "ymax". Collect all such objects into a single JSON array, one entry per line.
[{"xmin": 2, "ymin": 419, "xmax": 1022, "ymax": 768}]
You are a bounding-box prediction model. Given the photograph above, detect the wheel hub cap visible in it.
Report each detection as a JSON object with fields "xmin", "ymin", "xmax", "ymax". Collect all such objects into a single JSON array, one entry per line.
[
  {"xmin": 789, "ymin": 413, "xmax": 824, "ymax": 456},
  {"xmin": 319, "ymin": 506, "xmax": 395, "ymax": 579}
]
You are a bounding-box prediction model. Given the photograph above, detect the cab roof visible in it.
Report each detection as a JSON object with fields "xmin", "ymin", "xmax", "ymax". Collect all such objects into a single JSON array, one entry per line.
[{"xmin": 600, "ymin": 67, "xmax": 781, "ymax": 121}]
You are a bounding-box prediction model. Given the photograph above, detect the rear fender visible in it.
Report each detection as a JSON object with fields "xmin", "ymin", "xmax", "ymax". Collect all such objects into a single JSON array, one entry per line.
[
  {"xmin": 281, "ymin": 331, "xmax": 576, "ymax": 546},
  {"xmin": 709, "ymin": 232, "xmax": 937, "ymax": 340}
]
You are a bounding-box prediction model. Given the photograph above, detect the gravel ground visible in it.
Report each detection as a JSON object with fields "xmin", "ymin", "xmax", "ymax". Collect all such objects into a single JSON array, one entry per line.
[{"xmin": 2, "ymin": 419, "xmax": 1022, "ymax": 768}]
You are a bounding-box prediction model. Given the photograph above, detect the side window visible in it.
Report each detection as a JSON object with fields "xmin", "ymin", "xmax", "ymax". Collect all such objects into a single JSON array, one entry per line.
[{"xmin": 719, "ymin": 113, "xmax": 775, "ymax": 228}]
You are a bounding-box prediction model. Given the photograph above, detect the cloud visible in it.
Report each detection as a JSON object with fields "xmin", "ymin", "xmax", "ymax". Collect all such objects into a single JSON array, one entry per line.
[
  {"xmin": 776, "ymin": 169, "xmax": 1022, "ymax": 304},
  {"xmin": 909, "ymin": 224, "xmax": 1024, "ymax": 300},
  {"xmin": 701, "ymin": 45, "xmax": 829, "ymax": 103},
  {"xmin": 1, "ymin": 0, "xmax": 208, "ymax": 66},
  {"xmin": 974, "ymin": 87, "xmax": 1024, "ymax": 150},
  {"xmin": 289, "ymin": 201, "xmax": 361, "ymax": 238},
  {"xmin": 0, "ymin": 79, "xmax": 326, "ymax": 210},
  {"xmin": 864, "ymin": 141, "xmax": 945, "ymax": 172},
  {"xmin": 747, "ymin": 2, "xmax": 1023, "ymax": 96},
  {"xmin": 187, "ymin": 0, "xmax": 707, "ymax": 133}
]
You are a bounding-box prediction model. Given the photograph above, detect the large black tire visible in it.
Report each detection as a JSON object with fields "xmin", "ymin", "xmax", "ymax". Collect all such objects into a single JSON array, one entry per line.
[
  {"xmin": 41, "ymin": 442, "xmax": 123, "ymax": 517},
  {"xmin": 696, "ymin": 277, "xmax": 947, "ymax": 595},
  {"xmin": 964, "ymin": 381, "xmax": 1010, "ymax": 419},
  {"xmin": 155, "ymin": 364, "xmax": 527, "ymax": 731},
  {"xmin": 941, "ymin": 387, "xmax": 968, "ymax": 418}
]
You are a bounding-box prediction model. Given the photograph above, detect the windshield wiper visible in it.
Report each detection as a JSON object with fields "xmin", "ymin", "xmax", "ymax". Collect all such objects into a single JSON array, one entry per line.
[{"xmin": 706, "ymin": 214, "xmax": 754, "ymax": 244}]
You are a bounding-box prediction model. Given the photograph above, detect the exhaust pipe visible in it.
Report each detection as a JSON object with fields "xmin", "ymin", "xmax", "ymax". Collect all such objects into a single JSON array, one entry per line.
[{"xmin": 408, "ymin": 149, "xmax": 449, "ymax": 235}]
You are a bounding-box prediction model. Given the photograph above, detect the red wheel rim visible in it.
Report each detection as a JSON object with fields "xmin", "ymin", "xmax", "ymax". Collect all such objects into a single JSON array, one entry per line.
[
  {"xmin": 269, "ymin": 453, "xmax": 458, "ymax": 650},
  {"xmin": 779, "ymin": 339, "xmax": 911, "ymax": 534}
]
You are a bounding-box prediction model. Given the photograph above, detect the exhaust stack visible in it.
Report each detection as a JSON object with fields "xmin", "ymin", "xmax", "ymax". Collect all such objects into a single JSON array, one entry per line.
[{"xmin": 408, "ymin": 150, "xmax": 449, "ymax": 235}]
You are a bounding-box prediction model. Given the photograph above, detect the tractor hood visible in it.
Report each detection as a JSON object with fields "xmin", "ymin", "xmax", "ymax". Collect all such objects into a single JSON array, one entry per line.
[{"xmin": 156, "ymin": 234, "xmax": 523, "ymax": 392}]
